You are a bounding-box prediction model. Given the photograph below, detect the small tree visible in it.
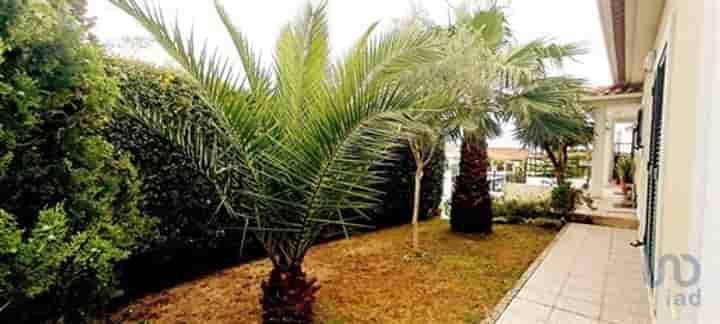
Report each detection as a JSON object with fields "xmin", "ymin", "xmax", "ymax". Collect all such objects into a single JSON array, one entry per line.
[
  {"xmin": 506, "ymin": 77, "xmax": 594, "ymax": 216},
  {"xmin": 406, "ymin": 119, "xmax": 441, "ymax": 252}
]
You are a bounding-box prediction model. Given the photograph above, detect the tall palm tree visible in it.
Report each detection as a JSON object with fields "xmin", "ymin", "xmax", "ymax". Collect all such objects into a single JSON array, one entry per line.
[
  {"xmin": 108, "ymin": 1, "xmax": 448, "ymax": 322},
  {"xmin": 436, "ymin": 5, "xmax": 584, "ymax": 233}
]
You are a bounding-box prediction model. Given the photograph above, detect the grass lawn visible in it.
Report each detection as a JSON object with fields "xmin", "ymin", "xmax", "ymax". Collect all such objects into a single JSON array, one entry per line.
[{"xmin": 111, "ymin": 218, "xmax": 558, "ymax": 324}]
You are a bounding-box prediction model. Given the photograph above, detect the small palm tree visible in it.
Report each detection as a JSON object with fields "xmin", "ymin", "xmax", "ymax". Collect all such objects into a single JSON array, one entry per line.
[
  {"xmin": 108, "ymin": 1, "xmax": 448, "ymax": 322},
  {"xmin": 505, "ymin": 77, "xmax": 595, "ymax": 185}
]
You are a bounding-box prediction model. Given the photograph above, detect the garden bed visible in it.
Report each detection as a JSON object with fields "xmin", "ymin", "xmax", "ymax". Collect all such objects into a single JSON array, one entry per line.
[{"xmin": 110, "ymin": 219, "xmax": 557, "ymax": 324}]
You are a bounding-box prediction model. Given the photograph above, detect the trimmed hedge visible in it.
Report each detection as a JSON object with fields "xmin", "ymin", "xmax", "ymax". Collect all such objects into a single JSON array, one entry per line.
[
  {"xmin": 104, "ymin": 58, "xmax": 238, "ymax": 251},
  {"xmin": 0, "ymin": 2, "xmax": 154, "ymax": 322},
  {"xmin": 371, "ymin": 145, "xmax": 445, "ymax": 227}
]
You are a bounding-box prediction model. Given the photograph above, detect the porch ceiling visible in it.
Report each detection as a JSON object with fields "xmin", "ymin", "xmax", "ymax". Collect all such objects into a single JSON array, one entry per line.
[{"xmin": 597, "ymin": 0, "xmax": 665, "ymax": 85}]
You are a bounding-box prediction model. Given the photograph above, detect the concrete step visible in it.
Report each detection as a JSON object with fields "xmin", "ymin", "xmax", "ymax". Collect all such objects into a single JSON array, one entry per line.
[{"xmin": 568, "ymin": 212, "xmax": 639, "ymax": 230}]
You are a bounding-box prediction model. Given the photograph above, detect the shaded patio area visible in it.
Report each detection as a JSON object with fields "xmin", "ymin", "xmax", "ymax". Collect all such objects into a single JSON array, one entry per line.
[{"xmin": 492, "ymin": 223, "xmax": 650, "ymax": 324}]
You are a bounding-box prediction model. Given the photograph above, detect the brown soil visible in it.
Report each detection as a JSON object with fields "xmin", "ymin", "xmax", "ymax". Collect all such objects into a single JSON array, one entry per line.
[{"xmin": 110, "ymin": 219, "xmax": 557, "ymax": 324}]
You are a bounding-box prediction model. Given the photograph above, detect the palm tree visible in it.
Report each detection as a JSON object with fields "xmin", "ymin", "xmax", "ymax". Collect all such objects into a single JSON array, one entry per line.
[
  {"xmin": 504, "ymin": 76, "xmax": 595, "ymax": 185},
  {"xmin": 435, "ymin": 5, "xmax": 584, "ymax": 233},
  {"xmin": 108, "ymin": 1, "xmax": 448, "ymax": 322}
]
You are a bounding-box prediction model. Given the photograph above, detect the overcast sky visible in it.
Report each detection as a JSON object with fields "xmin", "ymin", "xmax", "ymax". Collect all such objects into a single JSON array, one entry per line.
[{"xmin": 88, "ymin": 0, "xmax": 612, "ymax": 148}]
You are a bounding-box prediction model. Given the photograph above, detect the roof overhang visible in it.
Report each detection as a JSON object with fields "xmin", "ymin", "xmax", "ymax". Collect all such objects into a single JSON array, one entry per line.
[
  {"xmin": 597, "ymin": 0, "xmax": 665, "ymax": 85},
  {"xmin": 583, "ymin": 93, "xmax": 642, "ymax": 122},
  {"xmin": 582, "ymin": 92, "xmax": 643, "ymax": 108}
]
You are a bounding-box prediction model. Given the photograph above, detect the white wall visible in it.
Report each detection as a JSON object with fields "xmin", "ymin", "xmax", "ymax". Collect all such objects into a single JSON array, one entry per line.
[
  {"xmin": 695, "ymin": 1, "xmax": 720, "ymax": 322},
  {"xmin": 634, "ymin": 1, "xmax": 705, "ymax": 322}
]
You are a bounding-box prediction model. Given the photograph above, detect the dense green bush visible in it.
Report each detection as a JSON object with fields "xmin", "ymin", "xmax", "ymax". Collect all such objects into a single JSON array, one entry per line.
[
  {"xmin": 550, "ymin": 182, "xmax": 581, "ymax": 217},
  {"xmin": 103, "ymin": 59, "xmax": 239, "ymax": 251},
  {"xmin": 492, "ymin": 198, "xmax": 553, "ymax": 223},
  {"xmin": 370, "ymin": 145, "xmax": 445, "ymax": 227},
  {"xmin": 0, "ymin": 1, "xmax": 155, "ymax": 322},
  {"xmin": 492, "ymin": 197, "xmax": 566, "ymax": 229},
  {"xmin": 614, "ymin": 153, "xmax": 634, "ymax": 184}
]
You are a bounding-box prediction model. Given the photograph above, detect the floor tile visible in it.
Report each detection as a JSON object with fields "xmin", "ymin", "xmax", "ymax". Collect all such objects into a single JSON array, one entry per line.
[
  {"xmin": 493, "ymin": 224, "xmax": 652, "ymax": 324},
  {"xmin": 548, "ymin": 309, "xmax": 600, "ymax": 324},
  {"xmin": 555, "ymin": 296, "xmax": 601, "ymax": 319}
]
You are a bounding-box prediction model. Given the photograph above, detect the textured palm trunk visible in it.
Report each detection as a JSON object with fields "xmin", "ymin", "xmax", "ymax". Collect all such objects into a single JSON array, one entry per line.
[
  {"xmin": 261, "ymin": 265, "xmax": 319, "ymax": 324},
  {"xmin": 412, "ymin": 165, "xmax": 424, "ymax": 251},
  {"xmin": 450, "ymin": 136, "xmax": 493, "ymax": 234}
]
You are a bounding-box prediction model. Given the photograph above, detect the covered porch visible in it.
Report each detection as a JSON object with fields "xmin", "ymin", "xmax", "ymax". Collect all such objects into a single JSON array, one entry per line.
[{"xmin": 583, "ymin": 90, "xmax": 642, "ymax": 200}]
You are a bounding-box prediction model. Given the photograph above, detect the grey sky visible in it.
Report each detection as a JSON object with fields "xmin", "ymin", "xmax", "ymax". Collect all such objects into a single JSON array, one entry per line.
[{"xmin": 88, "ymin": 0, "xmax": 612, "ymax": 148}]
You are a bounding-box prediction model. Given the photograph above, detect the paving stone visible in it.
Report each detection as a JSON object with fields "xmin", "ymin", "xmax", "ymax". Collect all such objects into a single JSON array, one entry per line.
[
  {"xmin": 548, "ymin": 309, "xmax": 601, "ymax": 324},
  {"xmin": 555, "ymin": 296, "xmax": 602, "ymax": 319},
  {"xmin": 494, "ymin": 224, "xmax": 652, "ymax": 324}
]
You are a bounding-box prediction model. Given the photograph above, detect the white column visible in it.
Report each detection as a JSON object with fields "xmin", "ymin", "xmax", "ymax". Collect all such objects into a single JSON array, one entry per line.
[
  {"xmin": 591, "ymin": 109, "xmax": 608, "ymax": 197},
  {"xmin": 605, "ymin": 120, "xmax": 616, "ymax": 186}
]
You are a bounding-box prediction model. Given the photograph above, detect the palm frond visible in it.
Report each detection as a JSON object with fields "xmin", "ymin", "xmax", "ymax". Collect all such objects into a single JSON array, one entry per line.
[
  {"xmin": 454, "ymin": 2, "xmax": 510, "ymax": 49},
  {"xmin": 505, "ymin": 76, "xmax": 593, "ymax": 148},
  {"xmin": 109, "ymin": 0, "xmax": 238, "ymax": 108},
  {"xmin": 259, "ymin": 29, "xmax": 447, "ymax": 261},
  {"xmin": 273, "ymin": 1, "xmax": 330, "ymax": 125},
  {"xmin": 110, "ymin": 0, "xmax": 450, "ymax": 269},
  {"xmin": 214, "ymin": 0, "xmax": 272, "ymax": 99}
]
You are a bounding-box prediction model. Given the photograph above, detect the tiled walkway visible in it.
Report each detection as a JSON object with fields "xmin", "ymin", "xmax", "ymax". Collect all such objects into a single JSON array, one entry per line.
[{"xmin": 495, "ymin": 224, "xmax": 651, "ymax": 324}]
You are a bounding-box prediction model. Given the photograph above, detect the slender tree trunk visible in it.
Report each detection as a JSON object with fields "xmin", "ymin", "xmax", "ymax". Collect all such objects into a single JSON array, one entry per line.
[
  {"xmin": 544, "ymin": 145, "xmax": 566, "ymax": 185},
  {"xmin": 450, "ymin": 135, "xmax": 493, "ymax": 234},
  {"xmin": 412, "ymin": 164, "xmax": 424, "ymax": 251},
  {"xmin": 261, "ymin": 265, "xmax": 319, "ymax": 324}
]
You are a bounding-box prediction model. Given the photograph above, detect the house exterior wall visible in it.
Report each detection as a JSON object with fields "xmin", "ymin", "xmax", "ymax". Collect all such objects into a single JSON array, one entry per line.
[
  {"xmin": 695, "ymin": 3, "xmax": 720, "ymax": 322},
  {"xmin": 634, "ymin": 1, "xmax": 705, "ymax": 322}
]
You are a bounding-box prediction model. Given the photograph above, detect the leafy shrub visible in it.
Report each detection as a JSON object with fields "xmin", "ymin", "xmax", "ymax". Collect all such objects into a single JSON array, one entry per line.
[
  {"xmin": 615, "ymin": 154, "xmax": 634, "ymax": 184},
  {"xmin": 103, "ymin": 58, "xmax": 237, "ymax": 251},
  {"xmin": 0, "ymin": 1, "xmax": 154, "ymax": 322},
  {"xmin": 550, "ymin": 182, "xmax": 581, "ymax": 217},
  {"xmin": 492, "ymin": 198, "xmax": 554, "ymax": 223}
]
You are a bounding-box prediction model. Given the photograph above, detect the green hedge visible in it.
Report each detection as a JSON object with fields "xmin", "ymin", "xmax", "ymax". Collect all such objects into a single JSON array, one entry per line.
[
  {"xmin": 371, "ymin": 145, "xmax": 445, "ymax": 226},
  {"xmin": 0, "ymin": 1, "xmax": 154, "ymax": 322},
  {"xmin": 103, "ymin": 59, "xmax": 238, "ymax": 252}
]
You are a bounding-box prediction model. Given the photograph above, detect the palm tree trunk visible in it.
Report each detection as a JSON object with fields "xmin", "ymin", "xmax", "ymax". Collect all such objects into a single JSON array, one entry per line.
[
  {"xmin": 450, "ymin": 135, "xmax": 493, "ymax": 234},
  {"xmin": 261, "ymin": 265, "xmax": 319, "ymax": 324},
  {"xmin": 543, "ymin": 145, "xmax": 566, "ymax": 185},
  {"xmin": 412, "ymin": 164, "xmax": 424, "ymax": 251}
]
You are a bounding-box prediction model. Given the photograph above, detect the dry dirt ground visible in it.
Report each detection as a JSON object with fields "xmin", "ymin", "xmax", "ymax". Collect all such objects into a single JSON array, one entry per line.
[{"xmin": 110, "ymin": 219, "xmax": 557, "ymax": 324}]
